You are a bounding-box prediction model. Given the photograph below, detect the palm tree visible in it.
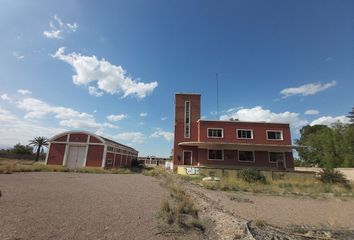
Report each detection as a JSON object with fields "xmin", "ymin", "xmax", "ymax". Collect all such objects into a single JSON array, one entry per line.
[{"xmin": 29, "ymin": 137, "xmax": 48, "ymax": 161}]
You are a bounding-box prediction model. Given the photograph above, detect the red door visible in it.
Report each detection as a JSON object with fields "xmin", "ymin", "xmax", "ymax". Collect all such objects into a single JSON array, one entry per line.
[{"xmin": 183, "ymin": 151, "xmax": 192, "ymax": 165}]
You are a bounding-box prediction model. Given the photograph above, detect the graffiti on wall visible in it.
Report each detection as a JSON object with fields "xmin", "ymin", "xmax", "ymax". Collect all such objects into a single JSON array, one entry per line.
[{"xmin": 185, "ymin": 167, "xmax": 200, "ymax": 175}]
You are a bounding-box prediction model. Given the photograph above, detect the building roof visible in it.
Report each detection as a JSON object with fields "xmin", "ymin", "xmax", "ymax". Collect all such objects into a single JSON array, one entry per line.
[
  {"xmin": 49, "ymin": 130, "xmax": 138, "ymax": 153},
  {"xmin": 198, "ymin": 119, "xmax": 290, "ymax": 126},
  {"xmin": 100, "ymin": 136, "xmax": 137, "ymax": 153}
]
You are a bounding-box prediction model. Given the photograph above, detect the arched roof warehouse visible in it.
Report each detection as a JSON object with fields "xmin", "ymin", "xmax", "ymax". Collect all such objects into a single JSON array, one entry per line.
[{"xmin": 46, "ymin": 131, "xmax": 138, "ymax": 169}]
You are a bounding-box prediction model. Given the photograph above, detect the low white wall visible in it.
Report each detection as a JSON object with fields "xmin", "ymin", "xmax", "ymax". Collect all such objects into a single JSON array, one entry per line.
[{"xmin": 295, "ymin": 167, "xmax": 354, "ymax": 181}]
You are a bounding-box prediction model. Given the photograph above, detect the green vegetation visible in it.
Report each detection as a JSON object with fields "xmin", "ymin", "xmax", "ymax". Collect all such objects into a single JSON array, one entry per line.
[
  {"xmin": 237, "ymin": 168, "xmax": 266, "ymax": 183},
  {"xmin": 0, "ymin": 143, "xmax": 33, "ymax": 155},
  {"xmin": 318, "ymin": 168, "xmax": 351, "ymax": 189},
  {"xmin": 295, "ymin": 123, "xmax": 354, "ymax": 168}
]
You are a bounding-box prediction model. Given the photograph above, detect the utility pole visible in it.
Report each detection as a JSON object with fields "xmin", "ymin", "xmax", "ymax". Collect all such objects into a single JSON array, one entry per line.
[{"xmin": 216, "ymin": 73, "xmax": 220, "ymax": 119}]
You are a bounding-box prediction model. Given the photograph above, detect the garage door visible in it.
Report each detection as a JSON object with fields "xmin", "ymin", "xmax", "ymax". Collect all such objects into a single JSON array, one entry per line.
[{"xmin": 66, "ymin": 146, "xmax": 87, "ymax": 169}]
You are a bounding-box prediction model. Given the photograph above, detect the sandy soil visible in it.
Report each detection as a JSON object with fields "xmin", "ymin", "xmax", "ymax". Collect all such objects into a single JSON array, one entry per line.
[
  {"xmin": 0, "ymin": 172, "xmax": 198, "ymax": 240},
  {"xmin": 185, "ymin": 182, "xmax": 354, "ymax": 229}
]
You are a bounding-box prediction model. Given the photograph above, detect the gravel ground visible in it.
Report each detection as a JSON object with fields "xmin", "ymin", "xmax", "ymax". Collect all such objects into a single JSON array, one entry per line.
[
  {"xmin": 186, "ymin": 183, "xmax": 354, "ymax": 229},
  {"xmin": 0, "ymin": 172, "xmax": 178, "ymax": 240}
]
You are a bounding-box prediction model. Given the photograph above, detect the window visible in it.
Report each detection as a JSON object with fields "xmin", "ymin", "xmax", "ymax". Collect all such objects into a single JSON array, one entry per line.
[
  {"xmin": 184, "ymin": 101, "xmax": 190, "ymax": 138},
  {"xmin": 208, "ymin": 128, "xmax": 223, "ymax": 138},
  {"xmin": 208, "ymin": 149, "xmax": 223, "ymax": 160},
  {"xmin": 269, "ymin": 152, "xmax": 284, "ymax": 163},
  {"xmin": 107, "ymin": 146, "xmax": 114, "ymax": 151},
  {"xmin": 238, "ymin": 151, "xmax": 254, "ymax": 162},
  {"xmin": 267, "ymin": 130, "xmax": 283, "ymax": 140},
  {"xmin": 237, "ymin": 129, "xmax": 253, "ymax": 139}
]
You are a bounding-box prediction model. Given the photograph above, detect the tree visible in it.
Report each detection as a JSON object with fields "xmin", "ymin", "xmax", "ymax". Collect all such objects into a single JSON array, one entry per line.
[
  {"xmin": 29, "ymin": 137, "xmax": 48, "ymax": 161},
  {"xmin": 12, "ymin": 143, "xmax": 33, "ymax": 155},
  {"xmin": 348, "ymin": 107, "xmax": 354, "ymax": 124},
  {"xmin": 295, "ymin": 123, "xmax": 354, "ymax": 168}
]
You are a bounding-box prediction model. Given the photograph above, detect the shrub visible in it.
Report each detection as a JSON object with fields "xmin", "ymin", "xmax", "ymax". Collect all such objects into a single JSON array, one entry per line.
[
  {"xmin": 318, "ymin": 168, "xmax": 351, "ymax": 189},
  {"xmin": 237, "ymin": 169, "xmax": 266, "ymax": 183},
  {"xmin": 254, "ymin": 219, "xmax": 267, "ymax": 229}
]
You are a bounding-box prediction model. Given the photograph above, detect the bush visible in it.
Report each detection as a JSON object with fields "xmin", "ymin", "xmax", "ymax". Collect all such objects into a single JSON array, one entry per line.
[
  {"xmin": 318, "ymin": 168, "xmax": 351, "ymax": 189},
  {"xmin": 237, "ymin": 169, "xmax": 266, "ymax": 183}
]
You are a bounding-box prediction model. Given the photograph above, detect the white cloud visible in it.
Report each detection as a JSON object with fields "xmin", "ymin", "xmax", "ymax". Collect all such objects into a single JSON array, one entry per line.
[
  {"xmin": 107, "ymin": 114, "xmax": 128, "ymax": 122},
  {"xmin": 220, "ymin": 106, "xmax": 308, "ymax": 129},
  {"xmin": 310, "ymin": 116, "xmax": 350, "ymax": 126},
  {"xmin": 52, "ymin": 47, "xmax": 158, "ymax": 99},
  {"xmin": 150, "ymin": 128, "xmax": 174, "ymax": 142},
  {"xmin": 114, "ymin": 132, "xmax": 145, "ymax": 143},
  {"xmin": 12, "ymin": 51, "xmax": 24, "ymax": 60},
  {"xmin": 66, "ymin": 23, "xmax": 78, "ymax": 32},
  {"xmin": 53, "ymin": 15, "xmax": 64, "ymax": 27},
  {"xmin": 304, "ymin": 109, "xmax": 319, "ymax": 115},
  {"xmin": 0, "ymin": 106, "xmax": 65, "ymax": 148},
  {"xmin": 15, "ymin": 97, "xmax": 117, "ymax": 131},
  {"xmin": 161, "ymin": 117, "xmax": 168, "ymax": 121},
  {"xmin": 280, "ymin": 80, "xmax": 336, "ymax": 98},
  {"xmin": 17, "ymin": 89, "xmax": 32, "ymax": 95},
  {"xmin": 88, "ymin": 86, "xmax": 104, "ymax": 97},
  {"xmin": 43, "ymin": 29, "xmax": 62, "ymax": 39},
  {"xmin": 140, "ymin": 112, "xmax": 148, "ymax": 117},
  {"xmin": 1, "ymin": 94, "xmax": 11, "ymax": 101},
  {"xmin": 43, "ymin": 15, "xmax": 78, "ymax": 39}
]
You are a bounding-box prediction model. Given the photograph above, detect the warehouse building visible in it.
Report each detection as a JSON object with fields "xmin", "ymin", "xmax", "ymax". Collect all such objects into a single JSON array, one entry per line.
[{"xmin": 45, "ymin": 131, "xmax": 138, "ymax": 169}]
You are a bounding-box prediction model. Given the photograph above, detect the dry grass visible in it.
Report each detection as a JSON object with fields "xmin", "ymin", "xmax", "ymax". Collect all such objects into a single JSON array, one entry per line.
[
  {"xmin": 0, "ymin": 159, "xmax": 68, "ymax": 174},
  {"xmin": 200, "ymin": 177, "xmax": 354, "ymax": 197},
  {"xmin": 142, "ymin": 167, "xmax": 168, "ymax": 178},
  {"xmin": 0, "ymin": 158, "xmax": 139, "ymax": 174},
  {"xmin": 152, "ymin": 169, "xmax": 206, "ymax": 234}
]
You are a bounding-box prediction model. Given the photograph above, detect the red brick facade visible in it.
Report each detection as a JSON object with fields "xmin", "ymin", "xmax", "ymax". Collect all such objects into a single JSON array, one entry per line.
[
  {"xmin": 46, "ymin": 131, "xmax": 138, "ymax": 169},
  {"xmin": 173, "ymin": 94, "xmax": 294, "ymax": 171}
]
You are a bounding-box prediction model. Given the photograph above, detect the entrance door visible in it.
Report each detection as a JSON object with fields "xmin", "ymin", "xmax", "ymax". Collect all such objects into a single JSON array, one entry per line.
[
  {"xmin": 66, "ymin": 146, "xmax": 86, "ymax": 169},
  {"xmin": 183, "ymin": 151, "xmax": 192, "ymax": 165},
  {"xmin": 277, "ymin": 159, "xmax": 286, "ymax": 170}
]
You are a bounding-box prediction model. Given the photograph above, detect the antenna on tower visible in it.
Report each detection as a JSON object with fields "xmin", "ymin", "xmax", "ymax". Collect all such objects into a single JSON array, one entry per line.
[{"xmin": 216, "ymin": 73, "xmax": 220, "ymax": 119}]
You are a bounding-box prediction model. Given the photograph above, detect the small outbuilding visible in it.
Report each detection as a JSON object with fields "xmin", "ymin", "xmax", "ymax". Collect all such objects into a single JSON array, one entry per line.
[{"xmin": 45, "ymin": 131, "xmax": 138, "ymax": 169}]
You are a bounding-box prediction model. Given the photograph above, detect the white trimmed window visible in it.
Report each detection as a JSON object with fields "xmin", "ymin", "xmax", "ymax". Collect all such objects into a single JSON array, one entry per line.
[
  {"xmin": 184, "ymin": 101, "xmax": 191, "ymax": 138},
  {"xmin": 269, "ymin": 152, "xmax": 284, "ymax": 163},
  {"xmin": 208, "ymin": 149, "xmax": 224, "ymax": 160},
  {"xmin": 238, "ymin": 151, "xmax": 254, "ymax": 162},
  {"xmin": 267, "ymin": 130, "xmax": 283, "ymax": 140},
  {"xmin": 208, "ymin": 128, "xmax": 223, "ymax": 138},
  {"xmin": 237, "ymin": 129, "xmax": 253, "ymax": 139}
]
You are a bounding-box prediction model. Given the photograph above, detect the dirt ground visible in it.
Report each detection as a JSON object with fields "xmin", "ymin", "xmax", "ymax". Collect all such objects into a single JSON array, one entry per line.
[
  {"xmin": 0, "ymin": 172, "xmax": 198, "ymax": 240},
  {"xmin": 184, "ymin": 182, "xmax": 354, "ymax": 229}
]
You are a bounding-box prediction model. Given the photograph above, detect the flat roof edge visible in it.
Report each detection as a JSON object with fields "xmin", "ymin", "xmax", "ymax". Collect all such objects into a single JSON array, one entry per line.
[
  {"xmin": 175, "ymin": 93, "xmax": 201, "ymax": 95},
  {"xmin": 198, "ymin": 119, "xmax": 290, "ymax": 125}
]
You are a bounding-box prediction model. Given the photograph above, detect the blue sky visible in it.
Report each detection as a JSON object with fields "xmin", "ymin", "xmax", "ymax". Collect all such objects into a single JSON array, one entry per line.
[{"xmin": 0, "ymin": 0, "xmax": 353, "ymax": 156}]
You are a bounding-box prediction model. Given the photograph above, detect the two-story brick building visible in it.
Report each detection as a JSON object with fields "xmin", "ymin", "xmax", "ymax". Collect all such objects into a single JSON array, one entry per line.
[{"xmin": 173, "ymin": 93, "xmax": 295, "ymax": 171}]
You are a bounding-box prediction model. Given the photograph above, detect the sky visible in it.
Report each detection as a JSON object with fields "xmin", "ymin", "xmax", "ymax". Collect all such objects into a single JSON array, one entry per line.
[{"xmin": 0, "ymin": 0, "xmax": 353, "ymax": 157}]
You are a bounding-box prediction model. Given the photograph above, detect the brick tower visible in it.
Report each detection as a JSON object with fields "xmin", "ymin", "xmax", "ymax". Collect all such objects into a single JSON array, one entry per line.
[{"xmin": 173, "ymin": 93, "xmax": 201, "ymax": 167}]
